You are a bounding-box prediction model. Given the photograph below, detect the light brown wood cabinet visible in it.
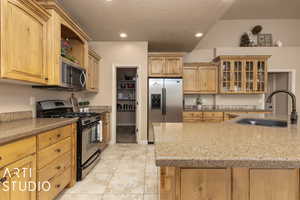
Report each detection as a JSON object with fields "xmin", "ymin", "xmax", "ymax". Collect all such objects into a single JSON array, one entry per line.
[
  {"xmin": 181, "ymin": 169, "xmax": 231, "ymax": 200},
  {"xmin": 0, "ymin": 124, "xmax": 76, "ymax": 200},
  {"xmin": 0, "ymin": 154, "xmax": 37, "ymax": 200},
  {"xmin": 87, "ymin": 50, "xmax": 101, "ymax": 92},
  {"xmin": 183, "ymin": 111, "xmax": 224, "ymax": 122},
  {"xmin": 161, "ymin": 167, "xmax": 300, "ymax": 200},
  {"xmin": 102, "ymin": 112, "xmax": 111, "ymax": 144},
  {"xmin": 183, "ymin": 63, "xmax": 218, "ymax": 94},
  {"xmin": 148, "ymin": 53, "xmax": 185, "ymax": 77},
  {"xmin": 37, "ymin": 0, "xmax": 90, "ymax": 86},
  {"xmin": 0, "ymin": 0, "xmax": 50, "ymax": 84},
  {"xmin": 37, "ymin": 124, "xmax": 75, "ymax": 199},
  {"xmin": 215, "ymin": 55, "xmax": 270, "ymax": 94}
]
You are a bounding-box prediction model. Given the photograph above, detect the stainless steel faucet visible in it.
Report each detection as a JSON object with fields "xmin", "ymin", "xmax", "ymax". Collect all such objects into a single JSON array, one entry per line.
[{"xmin": 266, "ymin": 90, "xmax": 298, "ymax": 124}]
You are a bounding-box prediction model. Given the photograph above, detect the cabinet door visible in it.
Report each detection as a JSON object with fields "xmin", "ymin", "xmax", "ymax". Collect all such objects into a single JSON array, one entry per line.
[
  {"xmin": 1, "ymin": 0, "xmax": 49, "ymax": 84},
  {"xmin": 181, "ymin": 169, "xmax": 231, "ymax": 200},
  {"xmin": 232, "ymin": 61, "xmax": 243, "ymax": 92},
  {"xmin": 244, "ymin": 60, "xmax": 255, "ymax": 92},
  {"xmin": 198, "ymin": 67, "xmax": 218, "ymax": 93},
  {"xmin": 87, "ymin": 55, "xmax": 94, "ymax": 90},
  {"xmin": 164, "ymin": 57, "xmax": 182, "ymax": 76},
  {"xmin": 149, "ymin": 57, "xmax": 165, "ymax": 76},
  {"xmin": 183, "ymin": 67, "xmax": 199, "ymax": 93},
  {"xmin": 93, "ymin": 59, "xmax": 100, "ymax": 91},
  {"xmin": 250, "ymin": 169, "xmax": 299, "ymax": 200},
  {"xmin": 220, "ymin": 60, "xmax": 232, "ymax": 93},
  {"xmin": 0, "ymin": 155, "xmax": 36, "ymax": 200},
  {"xmin": 256, "ymin": 60, "xmax": 267, "ymax": 93}
]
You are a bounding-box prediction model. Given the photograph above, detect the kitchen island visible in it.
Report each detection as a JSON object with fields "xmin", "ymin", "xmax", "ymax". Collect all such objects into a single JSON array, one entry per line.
[{"xmin": 153, "ymin": 113, "xmax": 300, "ymax": 200}]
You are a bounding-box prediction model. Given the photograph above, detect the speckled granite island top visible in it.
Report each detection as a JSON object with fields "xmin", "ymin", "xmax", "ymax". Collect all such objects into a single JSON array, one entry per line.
[
  {"xmin": 0, "ymin": 118, "xmax": 78, "ymax": 145},
  {"xmin": 154, "ymin": 114, "xmax": 300, "ymax": 168}
]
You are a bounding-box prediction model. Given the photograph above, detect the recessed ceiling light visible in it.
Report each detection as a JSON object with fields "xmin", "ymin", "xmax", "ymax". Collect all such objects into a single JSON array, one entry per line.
[
  {"xmin": 195, "ymin": 33, "xmax": 203, "ymax": 38},
  {"xmin": 120, "ymin": 33, "xmax": 128, "ymax": 38},
  {"xmin": 106, "ymin": 0, "xmax": 112, "ymax": 2}
]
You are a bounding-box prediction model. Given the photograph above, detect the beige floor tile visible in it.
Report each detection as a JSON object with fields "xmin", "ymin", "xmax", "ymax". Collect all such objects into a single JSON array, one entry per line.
[
  {"xmin": 102, "ymin": 194, "xmax": 143, "ymax": 200},
  {"xmin": 91, "ymin": 159, "xmax": 119, "ymax": 174},
  {"xmin": 66, "ymin": 173, "xmax": 111, "ymax": 194},
  {"xmin": 144, "ymin": 194, "xmax": 158, "ymax": 200},
  {"xmin": 144, "ymin": 175, "xmax": 158, "ymax": 194},
  {"xmin": 106, "ymin": 171, "xmax": 145, "ymax": 194},
  {"xmin": 56, "ymin": 193, "xmax": 102, "ymax": 200}
]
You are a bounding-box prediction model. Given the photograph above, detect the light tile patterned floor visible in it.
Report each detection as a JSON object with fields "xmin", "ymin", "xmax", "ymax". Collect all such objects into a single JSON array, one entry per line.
[{"xmin": 57, "ymin": 144, "xmax": 159, "ymax": 200}]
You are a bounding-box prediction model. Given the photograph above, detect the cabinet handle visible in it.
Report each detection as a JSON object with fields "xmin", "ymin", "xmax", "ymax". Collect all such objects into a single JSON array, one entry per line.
[
  {"xmin": 0, "ymin": 177, "xmax": 7, "ymax": 184},
  {"xmin": 45, "ymin": 77, "xmax": 49, "ymax": 81},
  {"xmin": 55, "ymin": 184, "xmax": 61, "ymax": 188},
  {"xmin": 0, "ymin": 156, "xmax": 2, "ymax": 161},
  {"xmin": 55, "ymin": 149, "xmax": 61, "ymax": 153},
  {"xmin": 57, "ymin": 134, "xmax": 61, "ymax": 138},
  {"xmin": 56, "ymin": 166, "xmax": 61, "ymax": 170}
]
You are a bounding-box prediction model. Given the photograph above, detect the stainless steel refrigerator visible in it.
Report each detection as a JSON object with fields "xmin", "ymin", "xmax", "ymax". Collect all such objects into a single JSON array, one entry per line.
[{"xmin": 148, "ymin": 78, "xmax": 183, "ymax": 143}]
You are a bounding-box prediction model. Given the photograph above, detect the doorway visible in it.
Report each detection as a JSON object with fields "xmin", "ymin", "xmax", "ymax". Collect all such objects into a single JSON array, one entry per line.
[
  {"xmin": 116, "ymin": 68, "xmax": 138, "ymax": 143},
  {"xmin": 267, "ymin": 72, "xmax": 291, "ymax": 115}
]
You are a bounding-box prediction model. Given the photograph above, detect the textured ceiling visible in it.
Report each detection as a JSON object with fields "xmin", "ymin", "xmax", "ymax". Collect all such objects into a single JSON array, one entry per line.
[
  {"xmin": 222, "ymin": 0, "xmax": 300, "ymax": 19},
  {"xmin": 59, "ymin": 0, "xmax": 234, "ymax": 52}
]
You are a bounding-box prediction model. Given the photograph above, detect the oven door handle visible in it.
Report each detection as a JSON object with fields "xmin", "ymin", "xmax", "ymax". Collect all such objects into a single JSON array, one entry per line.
[
  {"xmin": 82, "ymin": 121, "xmax": 100, "ymax": 130},
  {"xmin": 82, "ymin": 150, "xmax": 101, "ymax": 170}
]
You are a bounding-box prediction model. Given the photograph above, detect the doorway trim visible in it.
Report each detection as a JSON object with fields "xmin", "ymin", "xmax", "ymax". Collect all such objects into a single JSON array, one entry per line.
[
  {"xmin": 268, "ymin": 68, "xmax": 296, "ymax": 113},
  {"xmin": 112, "ymin": 64, "xmax": 142, "ymax": 144},
  {"xmin": 268, "ymin": 69, "xmax": 296, "ymax": 93}
]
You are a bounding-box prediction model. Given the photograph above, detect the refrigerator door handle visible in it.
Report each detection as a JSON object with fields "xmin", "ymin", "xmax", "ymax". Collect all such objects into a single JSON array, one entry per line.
[{"xmin": 162, "ymin": 88, "xmax": 166, "ymax": 115}]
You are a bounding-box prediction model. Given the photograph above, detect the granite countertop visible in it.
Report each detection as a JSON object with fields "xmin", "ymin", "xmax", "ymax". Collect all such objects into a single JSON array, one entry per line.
[
  {"xmin": 183, "ymin": 108, "xmax": 272, "ymax": 113},
  {"xmin": 154, "ymin": 113, "xmax": 300, "ymax": 168},
  {"xmin": 0, "ymin": 118, "xmax": 78, "ymax": 145}
]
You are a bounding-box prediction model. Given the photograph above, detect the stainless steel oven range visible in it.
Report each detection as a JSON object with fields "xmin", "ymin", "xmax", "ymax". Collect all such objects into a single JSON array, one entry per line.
[{"xmin": 36, "ymin": 100, "xmax": 102, "ymax": 181}]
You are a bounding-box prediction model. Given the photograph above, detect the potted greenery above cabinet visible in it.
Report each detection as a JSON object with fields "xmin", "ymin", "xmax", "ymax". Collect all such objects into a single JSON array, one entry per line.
[{"xmin": 215, "ymin": 55, "xmax": 270, "ymax": 94}]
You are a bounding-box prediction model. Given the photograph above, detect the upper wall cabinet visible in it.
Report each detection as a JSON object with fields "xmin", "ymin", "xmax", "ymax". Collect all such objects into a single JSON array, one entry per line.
[
  {"xmin": 148, "ymin": 52, "xmax": 185, "ymax": 77},
  {"xmin": 215, "ymin": 55, "xmax": 271, "ymax": 94},
  {"xmin": 87, "ymin": 49, "xmax": 101, "ymax": 93},
  {"xmin": 0, "ymin": 0, "xmax": 51, "ymax": 84},
  {"xmin": 183, "ymin": 63, "xmax": 218, "ymax": 94},
  {"xmin": 36, "ymin": 0, "xmax": 90, "ymax": 86}
]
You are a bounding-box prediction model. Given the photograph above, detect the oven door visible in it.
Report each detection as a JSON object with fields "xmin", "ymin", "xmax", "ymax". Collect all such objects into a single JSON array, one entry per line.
[{"xmin": 81, "ymin": 122, "xmax": 101, "ymax": 165}]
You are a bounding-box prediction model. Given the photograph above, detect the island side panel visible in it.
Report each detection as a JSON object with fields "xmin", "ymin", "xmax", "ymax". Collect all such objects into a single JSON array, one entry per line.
[{"xmin": 160, "ymin": 167, "xmax": 300, "ymax": 200}]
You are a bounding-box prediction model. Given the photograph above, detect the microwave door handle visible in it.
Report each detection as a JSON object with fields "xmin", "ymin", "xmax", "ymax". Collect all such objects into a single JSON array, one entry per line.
[{"xmin": 80, "ymin": 71, "xmax": 87, "ymax": 87}]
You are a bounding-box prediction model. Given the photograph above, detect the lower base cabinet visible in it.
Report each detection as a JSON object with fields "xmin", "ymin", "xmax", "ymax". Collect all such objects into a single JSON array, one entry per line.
[
  {"xmin": 181, "ymin": 169, "xmax": 231, "ymax": 200},
  {"xmin": 160, "ymin": 167, "xmax": 300, "ymax": 200},
  {"xmin": 0, "ymin": 155, "xmax": 37, "ymax": 200},
  {"xmin": 0, "ymin": 123, "xmax": 76, "ymax": 200}
]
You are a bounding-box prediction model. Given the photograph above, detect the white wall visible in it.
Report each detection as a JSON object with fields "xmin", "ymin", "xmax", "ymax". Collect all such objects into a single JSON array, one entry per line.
[
  {"xmin": 87, "ymin": 41, "xmax": 148, "ymax": 142},
  {"xmin": 0, "ymin": 82, "xmax": 82, "ymax": 114},
  {"xmin": 194, "ymin": 19, "xmax": 300, "ymax": 49}
]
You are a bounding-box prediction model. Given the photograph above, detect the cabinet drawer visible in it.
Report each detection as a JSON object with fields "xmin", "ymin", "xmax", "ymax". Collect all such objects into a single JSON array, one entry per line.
[
  {"xmin": 0, "ymin": 136, "xmax": 36, "ymax": 167},
  {"xmin": 38, "ymin": 151, "xmax": 71, "ymax": 182},
  {"xmin": 203, "ymin": 112, "xmax": 224, "ymax": 119},
  {"xmin": 38, "ymin": 137, "xmax": 71, "ymax": 169},
  {"xmin": 183, "ymin": 112, "xmax": 202, "ymax": 119},
  {"xmin": 38, "ymin": 168, "xmax": 71, "ymax": 200},
  {"xmin": 38, "ymin": 125, "xmax": 72, "ymax": 150}
]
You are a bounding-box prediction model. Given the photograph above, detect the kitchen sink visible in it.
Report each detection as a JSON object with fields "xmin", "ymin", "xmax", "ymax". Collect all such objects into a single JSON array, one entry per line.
[{"xmin": 236, "ymin": 118, "xmax": 288, "ymax": 127}]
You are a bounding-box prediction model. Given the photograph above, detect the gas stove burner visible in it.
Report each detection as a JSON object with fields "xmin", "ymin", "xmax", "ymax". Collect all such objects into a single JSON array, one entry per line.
[{"xmin": 62, "ymin": 112, "xmax": 99, "ymax": 118}]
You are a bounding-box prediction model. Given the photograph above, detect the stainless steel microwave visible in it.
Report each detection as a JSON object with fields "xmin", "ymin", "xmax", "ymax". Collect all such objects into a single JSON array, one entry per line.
[{"xmin": 61, "ymin": 57, "xmax": 86, "ymax": 90}]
